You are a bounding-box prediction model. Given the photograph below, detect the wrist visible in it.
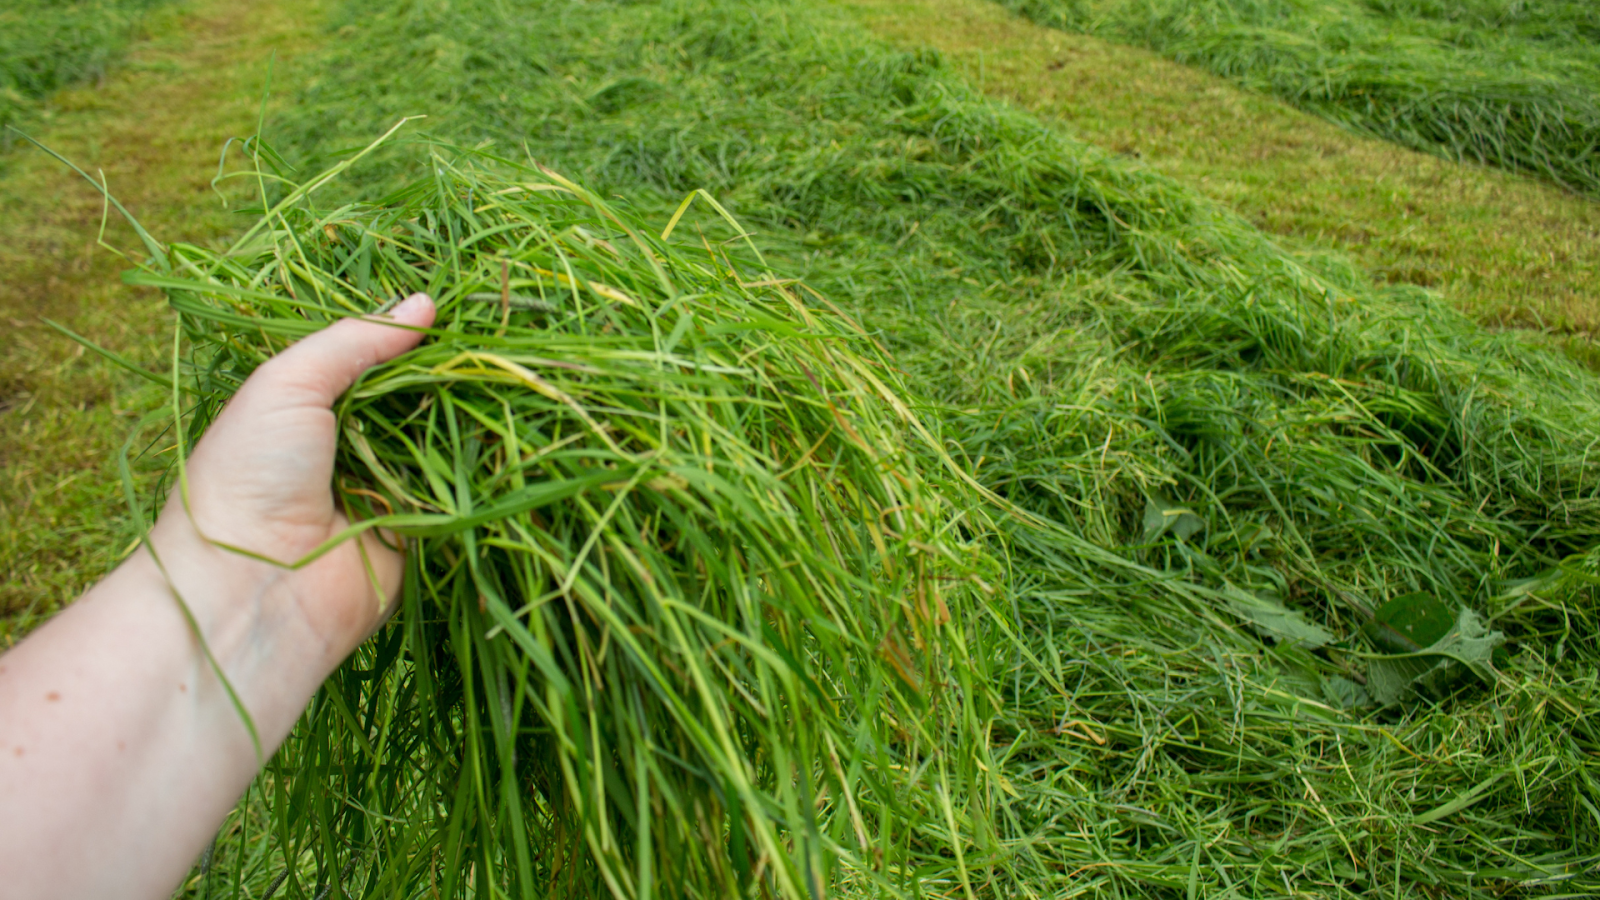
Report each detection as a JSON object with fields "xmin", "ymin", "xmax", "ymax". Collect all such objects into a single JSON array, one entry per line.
[{"xmin": 107, "ymin": 515, "xmax": 343, "ymax": 739}]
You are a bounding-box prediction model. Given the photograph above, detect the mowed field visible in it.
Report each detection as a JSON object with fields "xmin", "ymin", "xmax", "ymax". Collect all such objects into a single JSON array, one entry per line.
[
  {"xmin": 1, "ymin": 0, "xmax": 1597, "ymax": 897},
  {"xmin": 1, "ymin": 0, "xmax": 322, "ymax": 639},
  {"xmin": 849, "ymin": 0, "xmax": 1600, "ymax": 356}
]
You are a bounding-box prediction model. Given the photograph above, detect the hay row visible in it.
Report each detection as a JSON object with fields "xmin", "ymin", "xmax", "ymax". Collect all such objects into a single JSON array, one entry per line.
[{"xmin": 999, "ymin": 0, "xmax": 1600, "ymax": 196}]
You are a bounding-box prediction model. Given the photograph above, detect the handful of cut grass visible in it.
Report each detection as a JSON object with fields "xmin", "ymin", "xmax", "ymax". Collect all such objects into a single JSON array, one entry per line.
[{"xmin": 143, "ymin": 153, "xmax": 992, "ymax": 899}]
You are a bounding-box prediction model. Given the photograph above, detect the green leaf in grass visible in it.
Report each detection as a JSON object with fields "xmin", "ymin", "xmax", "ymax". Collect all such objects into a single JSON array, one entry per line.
[
  {"xmin": 1142, "ymin": 492, "xmax": 1205, "ymax": 543},
  {"xmin": 1223, "ymin": 584, "xmax": 1335, "ymax": 649},
  {"xmin": 1365, "ymin": 590, "xmax": 1455, "ymax": 653},
  {"xmin": 1367, "ymin": 608, "xmax": 1504, "ymax": 705}
]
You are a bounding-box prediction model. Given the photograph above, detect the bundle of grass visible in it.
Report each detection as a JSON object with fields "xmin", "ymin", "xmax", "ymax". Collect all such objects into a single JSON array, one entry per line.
[{"xmin": 138, "ymin": 150, "xmax": 1002, "ymax": 899}]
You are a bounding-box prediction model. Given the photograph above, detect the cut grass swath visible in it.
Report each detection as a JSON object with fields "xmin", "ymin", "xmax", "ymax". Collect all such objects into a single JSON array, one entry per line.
[
  {"xmin": 75, "ymin": 0, "xmax": 1600, "ymax": 890},
  {"xmin": 997, "ymin": 0, "xmax": 1600, "ymax": 196},
  {"xmin": 147, "ymin": 151, "xmax": 1004, "ymax": 900}
]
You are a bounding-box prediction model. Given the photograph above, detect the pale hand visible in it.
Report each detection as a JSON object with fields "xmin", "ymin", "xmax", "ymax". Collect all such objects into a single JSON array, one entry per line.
[{"xmin": 0, "ymin": 293, "xmax": 435, "ymax": 900}]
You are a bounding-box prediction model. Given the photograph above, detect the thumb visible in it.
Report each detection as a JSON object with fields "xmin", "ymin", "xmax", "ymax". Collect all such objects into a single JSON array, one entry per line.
[{"xmin": 251, "ymin": 293, "xmax": 436, "ymax": 408}]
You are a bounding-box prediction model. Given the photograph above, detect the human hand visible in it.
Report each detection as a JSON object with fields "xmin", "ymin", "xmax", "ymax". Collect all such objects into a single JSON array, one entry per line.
[
  {"xmin": 149, "ymin": 291, "xmax": 437, "ymax": 674},
  {"xmin": 0, "ymin": 293, "xmax": 435, "ymax": 900}
]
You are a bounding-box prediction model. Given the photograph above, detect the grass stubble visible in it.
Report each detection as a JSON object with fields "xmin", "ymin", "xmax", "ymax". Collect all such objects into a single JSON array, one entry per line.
[{"xmin": 6, "ymin": 0, "xmax": 1599, "ymax": 896}]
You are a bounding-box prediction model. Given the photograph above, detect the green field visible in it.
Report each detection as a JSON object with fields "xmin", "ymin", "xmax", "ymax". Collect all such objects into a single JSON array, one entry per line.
[
  {"xmin": 0, "ymin": 0, "xmax": 175, "ymax": 146},
  {"xmin": 1, "ymin": 0, "xmax": 1597, "ymax": 897},
  {"xmin": 995, "ymin": 0, "xmax": 1600, "ymax": 197},
  {"xmin": 0, "ymin": 0, "xmax": 317, "ymax": 638}
]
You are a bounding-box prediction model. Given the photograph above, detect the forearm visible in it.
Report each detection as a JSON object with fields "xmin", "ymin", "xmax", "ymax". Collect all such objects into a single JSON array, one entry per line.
[
  {"xmin": 0, "ymin": 524, "xmax": 337, "ymax": 899},
  {"xmin": 0, "ymin": 298, "xmax": 429, "ymax": 898}
]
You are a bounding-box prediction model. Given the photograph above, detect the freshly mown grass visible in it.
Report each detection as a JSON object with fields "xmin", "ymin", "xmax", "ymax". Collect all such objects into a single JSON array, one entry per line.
[
  {"xmin": 120, "ymin": 0, "xmax": 1599, "ymax": 896},
  {"xmin": 992, "ymin": 0, "xmax": 1600, "ymax": 197},
  {"xmin": 143, "ymin": 152, "xmax": 1001, "ymax": 900},
  {"xmin": 0, "ymin": 0, "xmax": 175, "ymax": 148}
]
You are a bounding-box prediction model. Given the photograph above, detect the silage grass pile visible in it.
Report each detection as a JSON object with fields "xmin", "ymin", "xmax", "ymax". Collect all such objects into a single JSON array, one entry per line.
[{"xmin": 113, "ymin": 0, "xmax": 1600, "ymax": 894}]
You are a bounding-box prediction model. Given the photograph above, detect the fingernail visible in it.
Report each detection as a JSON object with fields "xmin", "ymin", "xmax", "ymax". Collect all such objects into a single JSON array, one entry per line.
[{"xmin": 394, "ymin": 293, "xmax": 432, "ymax": 317}]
